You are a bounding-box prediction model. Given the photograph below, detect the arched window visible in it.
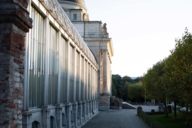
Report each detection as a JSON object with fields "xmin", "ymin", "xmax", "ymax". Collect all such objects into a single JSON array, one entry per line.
[
  {"xmin": 32, "ymin": 121, "xmax": 40, "ymax": 128},
  {"xmin": 62, "ymin": 113, "xmax": 67, "ymax": 127},
  {"xmin": 50, "ymin": 116, "xmax": 55, "ymax": 128}
]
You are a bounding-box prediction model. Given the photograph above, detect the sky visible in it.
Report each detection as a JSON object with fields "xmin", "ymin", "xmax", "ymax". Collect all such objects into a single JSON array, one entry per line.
[{"xmin": 85, "ymin": 0, "xmax": 192, "ymax": 77}]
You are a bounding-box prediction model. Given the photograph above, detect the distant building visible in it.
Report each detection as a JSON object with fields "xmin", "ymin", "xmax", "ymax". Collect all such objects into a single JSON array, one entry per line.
[
  {"xmin": 59, "ymin": 0, "xmax": 114, "ymax": 110},
  {"xmin": 0, "ymin": 0, "xmax": 113, "ymax": 128}
]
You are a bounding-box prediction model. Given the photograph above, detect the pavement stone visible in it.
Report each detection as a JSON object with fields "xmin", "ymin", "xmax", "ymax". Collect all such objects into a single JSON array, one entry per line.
[{"xmin": 82, "ymin": 109, "xmax": 149, "ymax": 128}]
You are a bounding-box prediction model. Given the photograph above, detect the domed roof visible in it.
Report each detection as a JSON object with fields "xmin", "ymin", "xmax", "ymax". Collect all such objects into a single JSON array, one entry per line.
[{"xmin": 64, "ymin": 0, "xmax": 85, "ymax": 6}]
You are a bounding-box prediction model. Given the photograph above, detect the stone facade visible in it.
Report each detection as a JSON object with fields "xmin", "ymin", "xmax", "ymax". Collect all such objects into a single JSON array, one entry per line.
[
  {"xmin": 0, "ymin": 0, "xmax": 100, "ymax": 128},
  {"xmin": 23, "ymin": 0, "xmax": 98, "ymax": 127},
  {"xmin": 0, "ymin": 0, "xmax": 114, "ymax": 127},
  {"xmin": 59, "ymin": 0, "xmax": 114, "ymax": 110}
]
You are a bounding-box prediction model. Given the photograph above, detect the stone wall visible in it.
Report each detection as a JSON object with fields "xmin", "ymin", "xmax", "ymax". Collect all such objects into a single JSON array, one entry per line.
[
  {"xmin": 0, "ymin": 0, "xmax": 100, "ymax": 127},
  {"xmin": 0, "ymin": 0, "xmax": 32, "ymax": 127},
  {"xmin": 26, "ymin": 0, "xmax": 98, "ymax": 128}
]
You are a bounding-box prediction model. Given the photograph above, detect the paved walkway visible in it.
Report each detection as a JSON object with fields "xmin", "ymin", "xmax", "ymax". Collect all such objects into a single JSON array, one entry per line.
[{"xmin": 82, "ymin": 109, "xmax": 149, "ymax": 128}]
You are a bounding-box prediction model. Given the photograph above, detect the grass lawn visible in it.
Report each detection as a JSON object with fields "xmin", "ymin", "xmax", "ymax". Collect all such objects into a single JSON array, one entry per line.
[{"xmin": 145, "ymin": 114, "xmax": 186, "ymax": 128}]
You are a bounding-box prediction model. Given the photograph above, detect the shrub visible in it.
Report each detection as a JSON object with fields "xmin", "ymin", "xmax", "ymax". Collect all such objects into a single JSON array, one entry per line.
[
  {"xmin": 110, "ymin": 96, "xmax": 122, "ymax": 109},
  {"xmin": 137, "ymin": 106, "xmax": 143, "ymax": 116}
]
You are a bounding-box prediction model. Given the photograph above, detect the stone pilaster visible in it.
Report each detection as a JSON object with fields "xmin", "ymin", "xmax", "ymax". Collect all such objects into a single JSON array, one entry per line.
[
  {"xmin": 99, "ymin": 95, "xmax": 110, "ymax": 111},
  {"xmin": 78, "ymin": 102, "xmax": 83, "ymax": 126},
  {"xmin": 66, "ymin": 103, "xmax": 72, "ymax": 128},
  {"xmin": 98, "ymin": 50, "xmax": 111, "ymax": 111},
  {"xmin": 0, "ymin": 0, "xmax": 32, "ymax": 127},
  {"xmin": 72, "ymin": 103, "xmax": 78, "ymax": 128}
]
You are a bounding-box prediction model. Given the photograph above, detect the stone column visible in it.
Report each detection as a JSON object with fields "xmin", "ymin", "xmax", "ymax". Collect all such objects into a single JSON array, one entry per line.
[
  {"xmin": 99, "ymin": 50, "xmax": 110, "ymax": 110},
  {"xmin": 0, "ymin": 0, "xmax": 32, "ymax": 127}
]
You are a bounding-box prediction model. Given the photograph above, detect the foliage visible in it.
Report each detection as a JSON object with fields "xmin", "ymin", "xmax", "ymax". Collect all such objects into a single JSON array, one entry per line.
[
  {"xmin": 112, "ymin": 75, "xmax": 144, "ymax": 102},
  {"xmin": 128, "ymin": 82, "xmax": 145, "ymax": 102},
  {"xmin": 112, "ymin": 74, "xmax": 124, "ymax": 99},
  {"xmin": 169, "ymin": 30, "xmax": 192, "ymax": 105},
  {"xmin": 141, "ymin": 113, "xmax": 186, "ymax": 128},
  {"xmin": 143, "ymin": 29, "xmax": 192, "ymax": 115},
  {"xmin": 114, "ymin": 29, "xmax": 192, "ymax": 108},
  {"xmin": 143, "ymin": 59, "xmax": 172, "ymax": 106}
]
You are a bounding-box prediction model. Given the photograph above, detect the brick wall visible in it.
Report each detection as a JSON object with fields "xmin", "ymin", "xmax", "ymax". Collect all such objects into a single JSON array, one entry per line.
[{"xmin": 0, "ymin": 1, "xmax": 32, "ymax": 127}]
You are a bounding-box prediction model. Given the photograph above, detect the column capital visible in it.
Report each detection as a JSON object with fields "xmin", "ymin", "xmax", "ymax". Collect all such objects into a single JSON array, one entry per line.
[{"xmin": 0, "ymin": 0, "xmax": 32, "ymax": 32}]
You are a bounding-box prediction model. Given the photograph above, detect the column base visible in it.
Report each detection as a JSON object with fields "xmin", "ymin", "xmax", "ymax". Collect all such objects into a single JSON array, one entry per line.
[{"xmin": 99, "ymin": 95, "xmax": 110, "ymax": 111}]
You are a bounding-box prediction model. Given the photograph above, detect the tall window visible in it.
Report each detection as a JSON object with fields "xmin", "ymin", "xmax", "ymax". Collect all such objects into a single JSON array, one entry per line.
[
  {"xmin": 60, "ymin": 37, "xmax": 68, "ymax": 103},
  {"xmin": 64, "ymin": 40, "xmax": 68, "ymax": 103},
  {"xmin": 48, "ymin": 24, "xmax": 58, "ymax": 105},
  {"xmin": 72, "ymin": 13, "xmax": 77, "ymax": 21},
  {"xmin": 85, "ymin": 60, "xmax": 88, "ymax": 100},
  {"xmin": 93, "ymin": 68, "xmax": 96, "ymax": 99},
  {"xmin": 76, "ymin": 51, "xmax": 80, "ymax": 101},
  {"xmin": 69, "ymin": 44, "xmax": 75, "ymax": 102},
  {"xmin": 32, "ymin": 121, "xmax": 40, "ymax": 128},
  {"xmin": 81, "ymin": 56, "xmax": 84, "ymax": 101},
  {"xmin": 95, "ymin": 70, "xmax": 98, "ymax": 99},
  {"xmin": 90, "ymin": 67, "xmax": 93, "ymax": 100},
  {"xmin": 88, "ymin": 64, "xmax": 91, "ymax": 100},
  {"xmin": 50, "ymin": 117, "xmax": 55, "ymax": 128},
  {"xmin": 62, "ymin": 113, "xmax": 67, "ymax": 127},
  {"xmin": 29, "ymin": 7, "xmax": 45, "ymax": 107}
]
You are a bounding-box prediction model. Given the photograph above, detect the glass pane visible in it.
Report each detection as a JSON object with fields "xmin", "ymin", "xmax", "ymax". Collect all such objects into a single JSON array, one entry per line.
[
  {"xmin": 28, "ymin": 7, "xmax": 45, "ymax": 107},
  {"xmin": 48, "ymin": 25, "xmax": 58, "ymax": 105}
]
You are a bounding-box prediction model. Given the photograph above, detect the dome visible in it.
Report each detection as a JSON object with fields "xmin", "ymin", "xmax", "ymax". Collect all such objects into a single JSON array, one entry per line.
[
  {"xmin": 65, "ymin": 0, "xmax": 84, "ymax": 4},
  {"xmin": 64, "ymin": 0, "xmax": 85, "ymax": 7}
]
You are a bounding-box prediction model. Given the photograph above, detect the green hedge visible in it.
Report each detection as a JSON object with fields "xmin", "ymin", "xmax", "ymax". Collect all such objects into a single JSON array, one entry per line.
[{"xmin": 138, "ymin": 112, "xmax": 191, "ymax": 128}]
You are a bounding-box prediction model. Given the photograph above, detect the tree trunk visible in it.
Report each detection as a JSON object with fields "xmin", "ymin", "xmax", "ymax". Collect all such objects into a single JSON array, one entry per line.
[
  {"xmin": 186, "ymin": 104, "xmax": 189, "ymax": 113},
  {"xmin": 174, "ymin": 101, "xmax": 177, "ymax": 119},
  {"xmin": 164, "ymin": 102, "xmax": 168, "ymax": 117}
]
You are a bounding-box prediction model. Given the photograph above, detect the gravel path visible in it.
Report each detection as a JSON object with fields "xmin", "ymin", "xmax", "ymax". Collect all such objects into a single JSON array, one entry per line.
[{"xmin": 82, "ymin": 109, "xmax": 149, "ymax": 128}]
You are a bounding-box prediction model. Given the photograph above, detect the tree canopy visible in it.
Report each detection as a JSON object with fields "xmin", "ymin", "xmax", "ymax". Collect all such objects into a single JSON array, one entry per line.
[
  {"xmin": 112, "ymin": 75, "xmax": 144, "ymax": 102},
  {"xmin": 143, "ymin": 29, "xmax": 192, "ymax": 111}
]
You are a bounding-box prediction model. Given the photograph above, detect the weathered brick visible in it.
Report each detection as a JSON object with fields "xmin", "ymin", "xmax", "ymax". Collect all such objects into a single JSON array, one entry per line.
[{"xmin": 0, "ymin": 0, "xmax": 31, "ymax": 127}]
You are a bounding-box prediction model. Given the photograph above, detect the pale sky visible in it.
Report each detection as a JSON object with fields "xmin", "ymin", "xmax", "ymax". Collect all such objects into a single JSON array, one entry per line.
[{"xmin": 85, "ymin": 0, "xmax": 192, "ymax": 77}]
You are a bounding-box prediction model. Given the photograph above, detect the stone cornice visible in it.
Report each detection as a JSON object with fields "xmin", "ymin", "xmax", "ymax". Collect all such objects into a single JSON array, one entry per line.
[
  {"xmin": 0, "ymin": 0, "xmax": 32, "ymax": 32},
  {"xmin": 58, "ymin": 0, "xmax": 87, "ymax": 11},
  {"xmin": 39, "ymin": 0, "xmax": 97, "ymax": 65}
]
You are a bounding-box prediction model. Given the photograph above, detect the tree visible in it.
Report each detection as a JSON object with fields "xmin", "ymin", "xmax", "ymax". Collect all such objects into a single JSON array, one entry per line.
[
  {"xmin": 167, "ymin": 29, "xmax": 192, "ymax": 112},
  {"xmin": 112, "ymin": 75, "xmax": 143, "ymax": 102},
  {"xmin": 143, "ymin": 61, "xmax": 168, "ymax": 102},
  {"xmin": 128, "ymin": 82, "xmax": 145, "ymax": 103},
  {"xmin": 143, "ymin": 29, "xmax": 192, "ymax": 118},
  {"xmin": 143, "ymin": 60, "xmax": 171, "ymax": 116},
  {"xmin": 112, "ymin": 75, "xmax": 123, "ymax": 98}
]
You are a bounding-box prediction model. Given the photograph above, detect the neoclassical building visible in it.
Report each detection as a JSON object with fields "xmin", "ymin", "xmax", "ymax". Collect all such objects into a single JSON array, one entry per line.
[
  {"xmin": 0, "ymin": 0, "xmax": 113, "ymax": 128},
  {"xmin": 59, "ymin": 0, "xmax": 114, "ymax": 110}
]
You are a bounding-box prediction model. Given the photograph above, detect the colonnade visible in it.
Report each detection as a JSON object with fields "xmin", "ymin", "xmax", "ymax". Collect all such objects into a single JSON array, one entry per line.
[{"xmin": 23, "ymin": 0, "xmax": 99, "ymax": 127}]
